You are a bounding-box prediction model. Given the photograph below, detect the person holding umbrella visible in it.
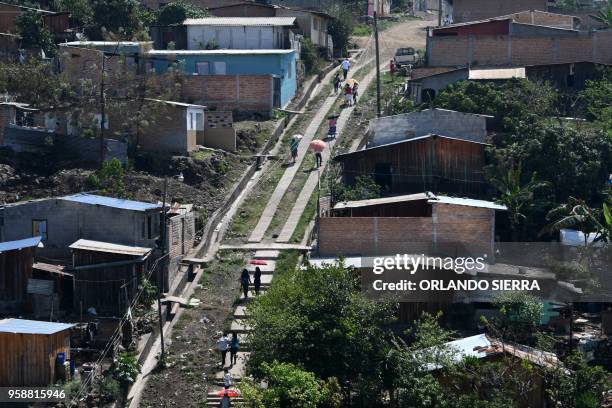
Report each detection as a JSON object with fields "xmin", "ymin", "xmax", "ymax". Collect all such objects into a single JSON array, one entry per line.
[
  {"xmin": 310, "ymin": 140, "xmax": 325, "ymax": 168},
  {"xmin": 219, "ymin": 391, "xmax": 231, "ymax": 408},
  {"xmin": 240, "ymin": 268, "xmax": 251, "ymax": 299},
  {"xmin": 254, "ymin": 266, "xmax": 262, "ymax": 296},
  {"xmin": 289, "ymin": 134, "xmax": 301, "ymax": 165}
]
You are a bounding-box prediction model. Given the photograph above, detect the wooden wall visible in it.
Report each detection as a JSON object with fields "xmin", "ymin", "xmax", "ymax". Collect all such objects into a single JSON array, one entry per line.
[
  {"xmin": 73, "ymin": 250, "xmax": 146, "ymax": 316},
  {"xmin": 339, "ymin": 136, "xmax": 487, "ymax": 198},
  {"xmin": 0, "ymin": 247, "xmax": 35, "ymax": 305},
  {"xmin": 0, "ymin": 330, "xmax": 70, "ymax": 386}
]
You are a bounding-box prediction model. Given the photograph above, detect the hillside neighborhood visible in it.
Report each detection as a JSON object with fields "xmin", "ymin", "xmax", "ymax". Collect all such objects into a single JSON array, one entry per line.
[{"xmin": 0, "ymin": 0, "xmax": 611, "ymax": 407}]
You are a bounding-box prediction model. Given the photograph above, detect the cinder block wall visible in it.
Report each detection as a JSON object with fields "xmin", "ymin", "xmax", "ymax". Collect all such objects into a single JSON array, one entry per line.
[
  {"xmin": 181, "ymin": 74, "xmax": 272, "ymax": 112},
  {"xmin": 428, "ymin": 32, "xmax": 612, "ymax": 66}
]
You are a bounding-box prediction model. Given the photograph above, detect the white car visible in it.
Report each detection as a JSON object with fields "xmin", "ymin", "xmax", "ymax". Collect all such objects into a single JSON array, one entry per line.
[{"xmin": 394, "ymin": 47, "xmax": 417, "ymax": 67}]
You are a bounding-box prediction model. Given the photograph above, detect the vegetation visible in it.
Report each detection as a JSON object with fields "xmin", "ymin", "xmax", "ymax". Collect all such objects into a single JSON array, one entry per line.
[
  {"xmin": 87, "ymin": 158, "xmax": 127, "ymax": 197},
  {"xmin": 331, "ymin": 174, "xmax": 381, "ymax": 202},
  {"xmin": 111, "ymin": 351, "xmax": 140, "ymax": 386},
  {"xmin": 156, "ymin": 1, "xmax": 208, "ymax": 26},
  {"xmin": 590, "ymin": 0, "xmax": 612, "ymax": 28},
  {"xmin": 300, "ymin": 38, "xmax": 323, "ymax": 76},
  {"xmin": 86, "ymin": 0, "xmax": 147, "ymax": 40},
  {"xmin": 248, "ymin": 262, "xmax": 397, "ymax": 404},
  {"xmin": 16, "ymin": 10, "xmax": 56, "ymax": 56}
]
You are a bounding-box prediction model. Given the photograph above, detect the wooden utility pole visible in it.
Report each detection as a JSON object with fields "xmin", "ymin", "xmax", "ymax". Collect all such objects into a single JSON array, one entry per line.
[
  {"xmin": 374, "ymin": 11, "xmax": 381, "ymax": 117},
  {"xmin": 100, "ymin": 53, "xmax": 106, "ymax": 165},
  {"xmin": 438, "ymin": 0, "xmax": 443, "ymax": 26},
  {"xmin": 157, "ymin": 177, "xmax": 168, "ymax": 359}
]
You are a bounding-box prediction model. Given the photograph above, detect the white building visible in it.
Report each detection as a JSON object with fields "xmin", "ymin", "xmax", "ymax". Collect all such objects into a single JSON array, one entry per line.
[{"xmin": 184, "ymin": 17, "xmax": 298, "ymax": 51}]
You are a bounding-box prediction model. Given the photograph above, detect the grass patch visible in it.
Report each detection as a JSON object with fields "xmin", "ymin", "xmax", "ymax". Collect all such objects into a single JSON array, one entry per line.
[
  {"xmin": 290, "ymin": 192, "xmax": 318, "ymax": 244},
  {"xmin": 191, "ymin": 150, "xmax": 214, "ymax": 161},
  {"xmin": 275, "ymin": 249, "xmax": 301, "ymax": 275},
  {"xmin": 353, "ymin": 24, "xmax": 373, "ymax": 37}
]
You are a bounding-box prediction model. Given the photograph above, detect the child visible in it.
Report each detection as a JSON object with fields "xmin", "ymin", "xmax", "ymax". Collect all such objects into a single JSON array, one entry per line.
[{"xmin": 333, "ymin": 72, "xmax": 342, "ymax": 95}]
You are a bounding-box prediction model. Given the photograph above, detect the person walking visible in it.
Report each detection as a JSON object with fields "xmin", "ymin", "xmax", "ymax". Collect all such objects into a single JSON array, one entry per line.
[
  {"xmin": 219, "ymin": 391, "xmax": 231, "ymax": 408},
  {"xmin": 230, "ymin": 332, "xmax": 239, "ymax": 366},
  {"xmin": 315, "ymin": 151, "xmax": 322, "ymax": 168},
  {"xmin": 341, "ymin": 57, "xmax": 350, "ymax": 80},
  {"xmin": 344, "ymin": 83, "xmax": 353, "ymax": 107},
  {"xmin": 223, "ymin": 368, "xmax": 232, "ymax": 390},
  {"xmin": 254, "ymin": 266, "xmax": 262, "ymax": 296},
  {"xmin": 389, "ymin": 59, "xmax": 396, "ymax": 78},
  {"xmin": 333, "ymin": 72, "xmax": 342, "ymax": 95},
  {"xmin": 353, "ymin": 82, "xmax": 359, "ymax": 104},
  {"xmin": 216, "ymin": 332, "xmax": 230, "ymax": 367},
  {"xmin": 289, "ymin": 135, "xmax": 300, "ymax": 165},
  {"xmin": 240, "ymin": 268, "xmax": 251, "ymax": 299}
]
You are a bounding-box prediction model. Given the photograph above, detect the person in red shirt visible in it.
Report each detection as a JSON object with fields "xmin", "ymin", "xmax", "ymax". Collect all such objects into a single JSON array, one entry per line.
[{"xmin": 389, "ymin": 59, "xmax": 396, "ymax": 78}]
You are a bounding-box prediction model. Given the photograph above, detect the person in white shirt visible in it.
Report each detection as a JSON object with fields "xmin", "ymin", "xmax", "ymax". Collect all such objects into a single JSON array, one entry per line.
[
  {"xmin": 216, "ymin": 333, "xmax": 230, "ymax": 367},
  {"xmin": 341, "ymin": 58, "xmax": 350, "ymax": 79}
]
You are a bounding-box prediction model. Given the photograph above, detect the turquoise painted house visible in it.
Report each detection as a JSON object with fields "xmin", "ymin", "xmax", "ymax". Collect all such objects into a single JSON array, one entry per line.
[{"xmin": 148, "ymin": 49, "xmax": 298, "ymax": 108}]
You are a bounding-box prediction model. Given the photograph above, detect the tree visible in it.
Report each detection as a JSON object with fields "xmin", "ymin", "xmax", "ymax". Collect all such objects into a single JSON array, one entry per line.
[
  {"xmin": 326, "ymin": 5, "xmax": 354, "ymax": 57},
  {"xmin": 590, "ymin": 0, "xmax": 612, "ymax": 28},
  {"xmin": 332, "ymin": 175, "xmax": 381, "ymax": 203},
  {"xmin": 579, "ymin": 68, "xmax": 612, "ymax": 136},
  {"xmin": 543, "ymin": 197, "xmax": 602, "ymax": 243},
  {"xmin": 156, "ymin": 1, "xmax": 208, "ymax": 26},
  {"xmin": 486, "ymin": 292, "xmax": 543, "ymax": 343},
  {"xmin": 240, "ymin": 361, "xmax": 341, "ymax": 408},
  {"xmin": 86, "ymin": 0, "xmax": 146, "ymax": 41},
  {"xmin": 300, "ymin": 38, "xmax": 322, "ymax": 76},
  {"xmin": 247, "ymin": 262, "xmax": 397, "ymax": 403},
  {"xmin": 87, "ymin": 158, "xmax": 127, "ymax": 197},
  {"xmin": 54, "ymin": 0, "xmax": 93, "ymax": 27},
  {"xmin": 15, "ymin": 10, "xmax": 56, "ymax": 56},
  {"xmin": 433, "ymin": 79, "xmax": 559, "ymax": 131},
  {"xmin": 0, "ymin": 59, "xmax": 69, "ymax": 108},
  {"xmin": 487, "ymin": 160, "xmax": 549, "ymax": 241}
]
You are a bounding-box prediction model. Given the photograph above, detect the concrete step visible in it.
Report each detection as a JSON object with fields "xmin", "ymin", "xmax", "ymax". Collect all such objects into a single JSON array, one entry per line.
[
  {"xmin": 233, "ymin": 305, "xmax": 249, "ymax": 318},
  {"xmin": 253, "ymin": 250, "xmax": 280, "ymax": 260},
  {"xmin": 247, "ymin": 261, "xmax": 276, "ymax": 273},
  {"xmin": 239, "ymin": 290, "xmax": 265, "ymax": 300},
  {"xmin": 230, "ymin": 320, "xmax": 252, "ymax": 333}
]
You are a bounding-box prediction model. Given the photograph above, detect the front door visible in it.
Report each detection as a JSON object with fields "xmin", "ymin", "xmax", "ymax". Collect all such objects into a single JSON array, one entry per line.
[
  {"xmin": 272, "ymin": 76, "xmax": 281, "ymax": 108},
  {"xmin": 374, "ymin": 163, "xmax": 393, "ymax": 194}
]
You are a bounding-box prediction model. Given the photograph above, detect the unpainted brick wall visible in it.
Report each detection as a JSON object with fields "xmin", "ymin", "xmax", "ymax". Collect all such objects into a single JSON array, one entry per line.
[
  {"xmin": 453, "ymin": 0, "xmax": 548, "ymax": 23},
  {"xmin": 428, "ymin": 31, "xmax": 612, "ymax": 66},
  {"xmin": 181, "ymin": 74, "xmax": 272, "ymax": 112}
]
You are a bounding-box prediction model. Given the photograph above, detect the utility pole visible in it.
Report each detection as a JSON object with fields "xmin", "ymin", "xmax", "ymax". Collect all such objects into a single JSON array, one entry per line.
[
  {"xmin": 157, "ymin": 177, "xmax": 168, "ymax": 359},
  {"xmin": 438, "ymin": 0, "xmax": 443, "ymax": 26},
  {"xmin": 374, "ymin": 11, "xmax": 381, "ymax": 117},
  {"xmin": 100, "ymin": 53, "xmax": 106, "ymax": 165}
]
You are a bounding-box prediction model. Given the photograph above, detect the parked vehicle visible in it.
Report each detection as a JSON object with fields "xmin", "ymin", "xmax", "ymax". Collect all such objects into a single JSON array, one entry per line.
[{"xmin": 394, "ymin": 47, "xmax": 417, "ymax": 67}]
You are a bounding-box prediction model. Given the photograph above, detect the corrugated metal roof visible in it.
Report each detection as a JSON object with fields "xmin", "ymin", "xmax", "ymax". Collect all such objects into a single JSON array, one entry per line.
[
  {"xmin": 145, "ymin": 98, "xmax": 206, "ymax": 109},
  {"xmin": 0, "ymin": 236, "xmax": 42, "ymax": 253},
  {"xmin": 429, "ymin": 196, "xmax": 507, "ymax": 211},
  {"xmin": 61, "ymin": 41, "xmax": 150, "ymax": 46},
  {"xmin": 333, "ymin": 193, "xmax": 431, "ymax": 210},
  {"xmin": 148, "ymin": 49, "xmax": 294, "ymax": 55},
  {"xmin": 469, "ymin": 67, "xmax": 526, "ymax": 80},
  {"xmin": 61, "ymin": 193, "xmax": 160, "ymax": 212},
  {"xmin": 183, "ymin": 17, "xmax": 296, "ymax": 26},
  {"xmin": 0, "ymin": 318, "xmax": 75, "ymax": 335},
  {"xmin": 69, "ymin": 239, "xmax": 152, "ymax": 257},
  {"xmin": 33, "ymin": 262, "xmax": 73, "ymax": 276}
]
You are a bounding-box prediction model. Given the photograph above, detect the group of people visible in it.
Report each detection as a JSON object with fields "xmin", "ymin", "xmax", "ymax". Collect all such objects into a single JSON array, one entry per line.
[
  {"xmin": 333, "ymin": 58, "xmax": 359, "ymax": 107},
  {"xmin": 240, "ymin": 267, "xmax": 262, "ymax": 299}
]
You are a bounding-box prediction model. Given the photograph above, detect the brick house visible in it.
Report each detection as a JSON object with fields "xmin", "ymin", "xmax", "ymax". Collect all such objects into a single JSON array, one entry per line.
[
  {"xmin": 149, "ymin": 49, "xmax": 298, "ymax": 110},
  {"xmin": 426, "ymin": 11, "xmax": 612, "ymax": 67},
  {"xmin": 317, "ymin": 192, "xmax": 506, "ymax": 257},
  {"xmin": 333, "ymin": 134, "xmax": 489, "ymax": 198},
  {"xmin": 451, "ymin": 0, "xmax": 548, "ymax": 23}
]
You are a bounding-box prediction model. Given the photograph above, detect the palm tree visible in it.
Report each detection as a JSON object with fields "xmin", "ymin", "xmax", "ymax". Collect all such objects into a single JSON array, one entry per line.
[
  {"xmin": 489, "ymin": 162, "xmax": 549, "ymax": 241},
  {"xmin": 591, "ymin": 0, "xmax": 612, "ymax": 28},
  {"xmin": 542, "ymin": 197, "xmax": 602, "ymax": 246}
]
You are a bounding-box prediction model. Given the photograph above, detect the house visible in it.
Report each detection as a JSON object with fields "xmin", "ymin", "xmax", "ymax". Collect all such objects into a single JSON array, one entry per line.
[
  {"xmin": 426, "ymin": 11, "xmax": 612, "ymax": 67},
  {"xmin": 206, "ymin": 3, "xmax": 334, "ymax": 56},
  {"xmin": 182, "ymin": 17, "xmax": 297, "ymax": 51},
  {"xmin": 407, "ymin": 67, "xmax": 526, "ymax": 103},
  {"xmin": 0, "ymin": 193, "xmax": 162, "ymax": 259},
  {"xmin": 140, "ymin": 99, "xmax": 205, "ymax": 154},
  {"xmin": 451, "ymin": 0, "xmax": 548, "ymax": 23},
  {"xmin": 0, "ymin": 2, "xmax": 71, "ymax": 38},
  {"xmin": 69, "ymin": 239, "xmax": 152, "ymax": 316},
  {"xmin": 0, "ymin": 319, "xmax": 75, "ymax": 386},
  {"xmin": 333, "ymin": 134, "xmax": 489, "ymax": 197},
  {"xmin": 149, "ymin": 49, "xmax": 298, "ymax": 109},
  {"xmin": 0, "ymin": 236, "xmax": 42, "ymax": 313},
  {"xmin": 318, "ymin": 192, "xmax": 506, "ymax": 257},
  {"xmin": 424, "ymin": 334, "xmax": 559, "ymax": 407},
  {"xmin": 366, "ymin": 108, "xmax": 491, "ymax": 147}
]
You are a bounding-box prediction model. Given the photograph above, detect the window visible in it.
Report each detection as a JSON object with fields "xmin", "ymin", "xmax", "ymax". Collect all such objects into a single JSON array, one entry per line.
[
  {"xmin": 196, "ymin": 61, "xmax": 210, "ymax": 75},
  {"xmin": 93, "ymin": 113, "xmax": 109, "ymax": 130},
  {"xmin": 32, "ymin": 219, "xmax": 47, "ymax": 241},
  {"xmin": 213, "ymin": 61, "xmax": 226, "ymax": 75}
]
